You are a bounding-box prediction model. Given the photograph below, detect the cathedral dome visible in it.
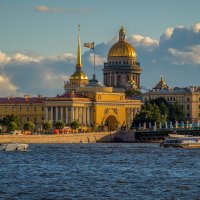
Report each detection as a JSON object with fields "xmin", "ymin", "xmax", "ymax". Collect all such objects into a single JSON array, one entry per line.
[{"xmin": 108, "ymin": 26, "xmax": 137, "ymax": 60}]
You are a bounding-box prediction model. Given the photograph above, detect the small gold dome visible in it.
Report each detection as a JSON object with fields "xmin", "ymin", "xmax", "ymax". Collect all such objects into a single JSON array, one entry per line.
[
  {"xmin": 70, "ymin": 71, "xmax": 88, "ymax": 80},
  {"xmin": 108, "ymin": 26, "xmax": 137, "ymax": 59}
]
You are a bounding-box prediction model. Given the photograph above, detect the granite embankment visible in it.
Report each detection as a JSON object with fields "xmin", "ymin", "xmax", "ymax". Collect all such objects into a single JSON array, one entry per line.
[{"xmin": 0, "ymin": 131, "xmax": 135, "ymax": 143}]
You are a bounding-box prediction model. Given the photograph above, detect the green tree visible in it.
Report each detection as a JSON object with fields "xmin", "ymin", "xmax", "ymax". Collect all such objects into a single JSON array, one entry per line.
[
  {"xmin": 132, "ymin": 97, "xmax": 186, "ymax": 128},
  {"xmin": 3, "ymin": 114, "xmax": 20, "ymax": 127},
  {"xmin": 7, "ymin": 121, "xmax": 18, "ymax": 133},
  {"xmin": 70, "ymin": 121, "xmax": 79, "ymax": 130},
  {"xmin": 55, "ymin": 120, "xmax": 65, "ymax": 130},
  {"xmin": 132, "ymin": 103, "xmax": 162, "ymax": 128},
  {"xmin": 43, "ymin": 121, "xmax": 52, "ymax": 133},
  {"xmin": 168, "ymin": 102, "xmax": 185, "ymax": 123},
  {"xmin": 23, "ymin": 121, "xmax": 34, "ymax": 131}
]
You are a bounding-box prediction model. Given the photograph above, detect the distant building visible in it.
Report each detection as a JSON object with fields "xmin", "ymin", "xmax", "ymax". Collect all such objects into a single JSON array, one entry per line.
[
  {"xmin": 142, "ymin": 77, "xmax": 200, "ymax": 123},
  {"xmin": 103, "ymin": 26, "xmax": 142, "ymax": 91},
  {"xmin": 0, "ymin": 95, "xmax": 45, "ymax": 131}
]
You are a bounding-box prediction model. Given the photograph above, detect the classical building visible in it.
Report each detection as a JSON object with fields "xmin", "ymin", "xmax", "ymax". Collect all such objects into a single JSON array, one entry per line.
[
  {"xmin": 0, "ymin": 95, "xmax": 45, "ymax": 131},
  {"xmin": 103, "ymin": 26, "xmax": 142, "ymax": 91},
  {"xmin": 142, "ymin": 77, "xmax": 200, "ymax": 123},
  {"xmin": 45, "ymin": 27, "xmax": 142, "ymax": 131}
]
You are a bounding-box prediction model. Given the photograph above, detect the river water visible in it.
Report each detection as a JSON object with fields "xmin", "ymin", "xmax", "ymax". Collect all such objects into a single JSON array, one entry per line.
[{"xmin": 0, "ymin": 143, "xmax": 200, "ymax": 200}]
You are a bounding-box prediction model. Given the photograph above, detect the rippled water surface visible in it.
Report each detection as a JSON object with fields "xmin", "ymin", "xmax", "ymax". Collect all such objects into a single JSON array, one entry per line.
[{"xmin": 1, "ymin": 143, "xmax": 200, "ymax": 200}]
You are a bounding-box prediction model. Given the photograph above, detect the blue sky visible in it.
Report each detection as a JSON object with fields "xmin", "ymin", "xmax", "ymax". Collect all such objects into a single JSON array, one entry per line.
[{"xmin": 0, "ymin": 0, "xmax": 200, "ymax": 96}]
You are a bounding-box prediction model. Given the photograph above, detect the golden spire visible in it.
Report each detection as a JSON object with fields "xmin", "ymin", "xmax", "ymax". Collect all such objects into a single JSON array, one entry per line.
[{"xmin": 76, "ymin": 24, "xmax": 82, "ymax": 67}]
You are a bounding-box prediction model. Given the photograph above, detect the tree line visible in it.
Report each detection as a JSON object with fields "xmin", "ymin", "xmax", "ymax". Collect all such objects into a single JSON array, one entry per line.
[
  {"xmin": 132, "ymin": 97, "xmax": 186, "ymax": 129},
  {"xmin": 0, "ymin": 114, "xmax": 79, "ymax": 134}
]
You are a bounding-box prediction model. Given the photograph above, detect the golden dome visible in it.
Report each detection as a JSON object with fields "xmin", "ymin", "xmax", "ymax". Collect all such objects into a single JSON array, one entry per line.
[
  {"xmin": 108, "ymin": 26, "xmax": 137, "ymax": 59},
  {"xmin": 70, "ymin": 71, "xmax": 88, "ymax": 81}
]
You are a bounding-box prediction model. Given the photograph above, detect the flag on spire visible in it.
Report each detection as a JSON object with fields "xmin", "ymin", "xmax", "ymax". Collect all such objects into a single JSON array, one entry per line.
[{"xmin": 83, "ymin": 42, "xmax": 94, "ymax": 49}]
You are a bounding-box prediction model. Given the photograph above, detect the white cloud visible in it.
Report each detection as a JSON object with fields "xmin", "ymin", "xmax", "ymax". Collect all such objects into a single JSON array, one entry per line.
[
  {"xmin": 35, "ymin": 5, "xmax": 93, "ymax": 14},
  {"xmin": 0, "ymin": 51, "xmax": 11, "ymax": 65},
  {"xmin": 88, "ymin": 53, "xmax": 106, "ymax": 66},
  {"xmin": 192, "ymin": 23, "xmax": 200, "ymax": 33},
  {"xmin": 128, "ymin": 35, "xmax": 159, "ymax": 48},
  {"xmin": 49, "ymin": 53, "xmax": 76, "ymax": 63},
  {"xmin": 12, "ymin": 53, "xmax": 40, "ymax": 63},
  {"xmin": 0, "ymin": 75, "xmax": 19, "ymax": 96},
  {"xmin": 35, "ymin": 5, "xmax": 52, "ymax": 12},
  {"xmin": 168, "ymin": 45, "xmax": 200, "ymax": 65},
  {"xmin": 161, "ymin": 27, "xmax": 174, "ymax": 40}
]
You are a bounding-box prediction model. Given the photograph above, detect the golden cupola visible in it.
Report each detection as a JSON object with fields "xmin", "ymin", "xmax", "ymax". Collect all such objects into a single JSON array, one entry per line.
[{"xmin": 108, "ymin": 26, "xmax": 137, "ymax": 60}]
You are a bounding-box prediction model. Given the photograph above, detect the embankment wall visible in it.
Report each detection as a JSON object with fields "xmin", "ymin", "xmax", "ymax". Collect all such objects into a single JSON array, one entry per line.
[{"xmin": 0, "ymin": 132, "xmax": 115, "ymax": 144}]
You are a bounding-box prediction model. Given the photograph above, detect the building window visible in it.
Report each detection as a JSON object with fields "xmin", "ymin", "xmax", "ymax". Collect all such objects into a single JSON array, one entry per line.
[
  {"xmin": 187, "ymin": 105, "xmax": 190, "ymax": 110},
  {"xmin": 181, "ymin": 105, "xmax": 184, "ymax": 109},
  {"xmin": 199, "ymin": 113, "xmax": 200, "ymax": 117},
  {"xmin": 27, "ymin": 117, "xmax": 29, "ymax": 121},
  {"xmin": 199, "ymin": 105, "xmax": 200, "ymax": 109},
  {"xmin": 20, "ymin": 106, "xmax": 21, "ymax": 111},
  {"xmin": 27, "ymin": 106, "xmax": 29, "ymax": 112},
  {"xmin": 187, "ymin": 98, "xmax": 190, "ymax": 102},
  {"xmin": 34, "ymin": 117, "xmax": 37, "ymax": 123},
  {"xmin": 42, "ymin": 107, "xmax": 44, "ymax": 111},
  {"xmin": 34, "ymin": 106, "xmax": 37, "ymax": 111},
  {"xmin": 42, "ymin": 117, "xmax": 44, "ymax": 121},
  {"xmin": 187, "ymin": 113, "xmax": 190, "ymax": 118},
  {"xmin": 199, "ymin": 97, "xmax": 200, "ymax": 101}
]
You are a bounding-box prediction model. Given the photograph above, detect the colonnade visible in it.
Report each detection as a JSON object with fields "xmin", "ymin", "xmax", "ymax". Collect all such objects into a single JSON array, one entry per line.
[
  {"xmin": 45, "ymin": 106, "xmax": 92, "ymax": 125},
  {"xmin": 104, "ymin": 72, "xmax": 140, "ymax": 88}
]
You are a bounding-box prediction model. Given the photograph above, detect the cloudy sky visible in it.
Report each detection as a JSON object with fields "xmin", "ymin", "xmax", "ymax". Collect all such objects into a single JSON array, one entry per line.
[{"xmin": 0, "ymin": 0, "xmax": 200, "ymax": 97}]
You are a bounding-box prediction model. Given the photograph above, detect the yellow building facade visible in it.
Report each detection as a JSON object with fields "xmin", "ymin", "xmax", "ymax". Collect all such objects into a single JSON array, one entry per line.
[{"xmin": 0, "ymin": 95, "xmax": 45, "ymax": 130}]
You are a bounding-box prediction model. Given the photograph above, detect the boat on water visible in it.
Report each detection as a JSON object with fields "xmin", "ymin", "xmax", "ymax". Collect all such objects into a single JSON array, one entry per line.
[
  {"xmin": 160, "ymin": 137, "xmax": 200, "ymax": 148},
  {"xmin": 0, "ymin": 143, "xmax": 28, "ymax": 151},
  {"xmin": 168, "ymin": 133, "xmax": 191, "ymax": 138}
]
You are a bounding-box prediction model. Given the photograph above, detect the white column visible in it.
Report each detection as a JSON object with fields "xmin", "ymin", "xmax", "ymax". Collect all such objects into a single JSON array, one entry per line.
[
  {"xmin": 65, "ymin": 107, "xmax": 68, "ymax": 124},
  {"xmin": 75, "ymin": 107, "xmax": 78, "ymax": 121},
  {"xmin": 83, "ymin": 107, "xmax": 87, "ymax": 125},
  {"xmin": 45, "ymin": 107, "xmax": 48, "ymax": 121},
  {"xmin": 56, "ymin": 107, "xmax": 58, "ymax": 122},
  {"xmin": 51, "ymin": 107, "xmax": 53, "ymax": 123},
  {"xmin": 79, "ymin": 107, "xmax": 83, "ymax": 124},
  {"xmin": 87, "ymin": 107, "xmax": 90, "ymax": 125},
  {"xmin": 71, "ymin": 107, "xmax": 74, "ymax": 122},
  {"xmin": 61, "ymin": 107, "xmax": 63, "ymax": 121}
]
